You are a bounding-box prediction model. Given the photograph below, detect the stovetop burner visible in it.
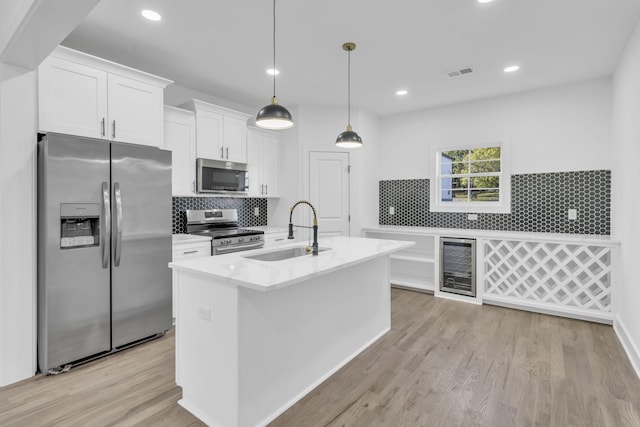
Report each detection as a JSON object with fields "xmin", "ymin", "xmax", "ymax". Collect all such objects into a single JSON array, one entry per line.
[
  {"xmin": 185, "ymin": 209, "xmax": 265, "ymax": 255},
  {"xmin": 192, "ymin": 228, "xmax": 263, "ymax": 240}
]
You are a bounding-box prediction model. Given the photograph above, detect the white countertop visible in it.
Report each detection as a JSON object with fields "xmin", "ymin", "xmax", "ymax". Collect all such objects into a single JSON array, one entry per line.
[
  {"xmin": 169, "ymin": 235, "xmax": 413, "ymax": 291},
  {"xmin": 362, "ymin": 225, "xmax": 620, "ymax": 245},
  {"xmin": 172, "ymin": 234, "xmax": 212, "ymax": 244}
]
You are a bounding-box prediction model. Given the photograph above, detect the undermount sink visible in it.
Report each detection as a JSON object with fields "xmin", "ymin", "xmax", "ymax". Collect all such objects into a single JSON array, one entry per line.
[{"xmin": 244, "ymin": 246, "xmax": 330, "ymax": 262}]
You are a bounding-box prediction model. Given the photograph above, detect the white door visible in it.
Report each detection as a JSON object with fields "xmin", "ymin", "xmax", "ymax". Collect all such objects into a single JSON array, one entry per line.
[
  {"xmin": 163, "ymin": 108, "xmax": 196, "ymax": 195},
  {"xmin": 38, "ymin": 55, "xmax": 108, "ymax": 138},
  {"xmin": 223, "ymin": 116, "xmax": 248, "ymax": 163},
  {"xmin": 107, "ymin": 74, "xmax": 163, "ymax": 146},
  {"xmin": 309, "ymin": 151, "xmax": 350, "ymax": 237},
  {"xmin": 195, "ymin": 109, "xmax": 224, "ymax": 160}
]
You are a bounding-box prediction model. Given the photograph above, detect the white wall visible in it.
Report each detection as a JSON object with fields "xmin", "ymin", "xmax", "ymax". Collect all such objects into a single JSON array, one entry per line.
[
  {"xmin": 268, "ymin": 104, "xmax": 376, "ymax": 237},
  {"xmin": 378, "ymin": 78, "xmax": 612, "ymax": 180},
  {"xmin": 0, "ymin": 63, "xmax": 37, "ymax": 386},
  {"xmin": 612, "ymin": 19, "xmax": 640, "ymax": 378}
]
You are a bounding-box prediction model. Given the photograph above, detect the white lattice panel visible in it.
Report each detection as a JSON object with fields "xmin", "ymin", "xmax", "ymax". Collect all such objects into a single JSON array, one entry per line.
[{"xmin": 483, "ymin": 240, "xmax": 612, "ymax": 313}]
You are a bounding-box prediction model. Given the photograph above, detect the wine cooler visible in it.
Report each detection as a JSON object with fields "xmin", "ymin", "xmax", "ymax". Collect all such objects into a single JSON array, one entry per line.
[{"xmin": 440, "ymin": 237, "xmax": 476, "ymax": 297}]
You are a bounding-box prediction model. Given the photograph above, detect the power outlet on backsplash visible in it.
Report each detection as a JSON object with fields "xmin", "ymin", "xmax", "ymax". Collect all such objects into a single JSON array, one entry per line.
[{"xmin": 468, "ymin": 214, "xmax": 478, "ymax": 221}]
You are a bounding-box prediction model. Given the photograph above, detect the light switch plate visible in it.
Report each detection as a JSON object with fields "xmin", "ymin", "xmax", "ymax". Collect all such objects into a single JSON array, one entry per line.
[
  {"xmin": 568, "ymin": 209, "xmax": 577, "ymax": 220},
  {"xmin": 254, "ymin": 207, "xmax": 260, "ymax": 216},
  {"xmin": 389, "ymin": 206, "xmax": 395, "ymax": 215}
]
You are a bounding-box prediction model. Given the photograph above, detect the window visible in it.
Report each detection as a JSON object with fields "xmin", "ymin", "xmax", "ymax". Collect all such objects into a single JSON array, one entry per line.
[{"xmin": 432, "ymin": 143, "xmax": 510, "ymax": 213}]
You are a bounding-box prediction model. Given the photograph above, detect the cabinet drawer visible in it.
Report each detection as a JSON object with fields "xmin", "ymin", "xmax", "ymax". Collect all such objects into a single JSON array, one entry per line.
[{"xmin": 172, "ymin": 244, "xmax": 211, "ymax": 260}]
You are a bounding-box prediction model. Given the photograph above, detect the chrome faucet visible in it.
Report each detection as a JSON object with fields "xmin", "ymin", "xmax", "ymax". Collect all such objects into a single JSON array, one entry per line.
[{"xmin": 288, "ymin": 200, "xmax": 319, "ymax": 255}]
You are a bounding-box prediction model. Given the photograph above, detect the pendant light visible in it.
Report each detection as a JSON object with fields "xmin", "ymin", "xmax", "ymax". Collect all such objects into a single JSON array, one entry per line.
[
  {"xmin": 256, "ymin": 0, "xmax": 294, "ymax": 130},
  {"xmin": 336, "ymin": 42, "xmax": 363, "ymax": 148}
]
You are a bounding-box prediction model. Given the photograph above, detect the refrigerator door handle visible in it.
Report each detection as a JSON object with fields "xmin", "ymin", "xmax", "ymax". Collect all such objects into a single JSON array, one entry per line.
[
  {"xmin": 101, "ymin": 182, "xmax": 111, "ymax": 268},
  {"xmin": 114, "ymin": 182, "xmax": 123, "ymax": 267}
]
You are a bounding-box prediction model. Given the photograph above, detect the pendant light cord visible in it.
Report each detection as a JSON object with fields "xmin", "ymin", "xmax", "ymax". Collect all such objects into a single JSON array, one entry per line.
[
  {"xmin": 272, "ymin": 0, "xmax": 277, "ymax": 98},
  {"xmin": 347, "ymin": 48, "xmax": 351, "ymax": 126}
]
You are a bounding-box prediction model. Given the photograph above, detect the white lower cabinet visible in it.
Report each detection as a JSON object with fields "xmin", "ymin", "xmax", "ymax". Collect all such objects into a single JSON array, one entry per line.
[
  {"xmin": 363, "ymin": 229, "xmax": 436, "ymax": 292},
  {"xmin": 364, "ymin": 227, "xmax": 619, "ymax": 324},
  {"xmin": 172, "ymin": 238, "xmax": 211, "ymax": 321}
]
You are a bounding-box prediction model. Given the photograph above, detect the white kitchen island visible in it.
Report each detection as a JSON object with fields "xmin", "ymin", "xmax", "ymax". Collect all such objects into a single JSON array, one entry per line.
[{"xmin": 169, "ymin": 235, "xmax": 413, "ymax": 427}]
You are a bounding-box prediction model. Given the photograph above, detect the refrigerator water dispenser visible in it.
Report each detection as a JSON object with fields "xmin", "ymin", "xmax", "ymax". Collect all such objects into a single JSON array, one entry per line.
[{"xmin": 60, "ymin": 203, "xmax": 100, "ymax": 249}]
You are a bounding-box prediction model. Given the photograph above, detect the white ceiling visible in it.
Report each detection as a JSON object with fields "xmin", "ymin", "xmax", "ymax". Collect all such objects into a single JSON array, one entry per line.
[{"xmin": 62, "ymin": 0, "xmax": 640, "ymax": 117}]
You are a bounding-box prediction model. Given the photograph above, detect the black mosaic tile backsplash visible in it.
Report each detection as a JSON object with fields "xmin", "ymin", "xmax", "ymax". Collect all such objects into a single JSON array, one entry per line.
[
  {"xmin": 172, "ymin": 197, "xmax": 268, "ymax": 234},
  {"xmin": 379, "ymin": 170, "xmax": 611, "ymax": 235}
]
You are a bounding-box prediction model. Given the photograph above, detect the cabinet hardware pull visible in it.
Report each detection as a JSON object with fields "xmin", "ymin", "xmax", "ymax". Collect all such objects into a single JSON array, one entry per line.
[
  {"xmin": 265, "ymin": 184, "xmax": 268, "ymax": 195},
  {"xmin": 183, "ymin": 250, "xmax": 199, "ymax": 255},
  {"xmin": 112, "ymin": 120, "xmax": 116, "ymax": 139},
  {"xmin": 225, "ymin": 147, "xmax": 229, "ymax": 159},
  {"xmin": 101, "ymin": 118, "xmax": 106, "ymax": 137},
  {"xmin": 260, "ymin": 184, "xmax": 264, "ymax": 195},
  {"xmin": 220, "ymin": 146, "xmax": 224, "ymax": 158}
]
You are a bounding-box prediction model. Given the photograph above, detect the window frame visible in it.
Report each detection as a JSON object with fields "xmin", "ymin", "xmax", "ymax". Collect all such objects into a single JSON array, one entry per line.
[{"xmin": 430, "ymin": 141, "xmax": 511, "ymax": 214}]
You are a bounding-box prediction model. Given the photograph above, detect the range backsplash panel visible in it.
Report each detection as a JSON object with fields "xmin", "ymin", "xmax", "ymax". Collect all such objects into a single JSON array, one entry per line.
[
  {"xmin": 379, "ymin": 170, "xmax": 611, "ymax": 235},
  {"xmin": 172, "ymin": 197, "xmax": 268, "ymax": 234}
]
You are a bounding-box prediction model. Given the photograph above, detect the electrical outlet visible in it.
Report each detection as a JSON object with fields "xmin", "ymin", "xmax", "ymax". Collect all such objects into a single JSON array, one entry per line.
[
  {"xmin": 468, "ymin": 214, "xmax": 478, "ymax": 221},
  {"xmin": 198, "ymin": 306, "xmax": 211, "ymax": 322},
  {"xmin": 389, "ymin": 206, "xmax": 395, "ymax": 215},
  {"xmin": 568, "ymin": 209, "xmax": 577, "ymax": 220},
  {"xmin": 254, "ymin": 207, "xmax": 260, "ymax": 216}
]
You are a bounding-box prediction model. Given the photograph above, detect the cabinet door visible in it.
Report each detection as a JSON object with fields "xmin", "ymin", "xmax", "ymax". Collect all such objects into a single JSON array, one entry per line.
[
  {"xmin": 223, "ymin": 116, "xmax": 248, "ymax": 163},
  {"xmin": 196, "ymin": 109, "xmax": 224, "ymax": 160},
  {"xmin": 247, "ymin": 132, "xmax": 263, "ymax": 196},
  {"xmin": 107, "ymin": 74, "xmax": 163, "ymax": 147},
  {"xmin": 38, "ymin": 55, "xmax": 108, "ymax": 138},
  {"xmin": 164, "ymin": 111, "xmax": 196, "ymax": 195},
  {"xmin": 262, "ymin": 136, "xmax": 279, "ymax": 197}
]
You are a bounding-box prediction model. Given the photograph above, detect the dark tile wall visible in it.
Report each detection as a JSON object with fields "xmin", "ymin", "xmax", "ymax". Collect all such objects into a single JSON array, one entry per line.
[
  {"xmin": 172, "ymin": 197, "xmax": 268, "ymax": 234},
  {"xmin": 378, "ymin": 170, "xmax": 611, "ymax": 235}
]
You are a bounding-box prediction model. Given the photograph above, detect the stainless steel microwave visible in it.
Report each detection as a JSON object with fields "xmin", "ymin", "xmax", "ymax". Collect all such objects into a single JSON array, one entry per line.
[{"xmin": 196, "ymin": 158, "xmax": 249, "ymax": 194}]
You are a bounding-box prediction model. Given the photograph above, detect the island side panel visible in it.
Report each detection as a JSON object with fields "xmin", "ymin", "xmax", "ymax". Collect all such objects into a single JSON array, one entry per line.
[
  {"xmin": 237, "ymin": 256, "xmax": 391, "ymax": 427},
  {"xmin": 176, "ymin": 271, "xmax": 240, "ymax": 427}
]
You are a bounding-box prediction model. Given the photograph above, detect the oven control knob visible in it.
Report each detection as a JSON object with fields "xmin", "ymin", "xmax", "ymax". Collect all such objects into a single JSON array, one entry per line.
[{"xmin": 238, "ymin": 237, "xmax": 244, "ymax": 243}]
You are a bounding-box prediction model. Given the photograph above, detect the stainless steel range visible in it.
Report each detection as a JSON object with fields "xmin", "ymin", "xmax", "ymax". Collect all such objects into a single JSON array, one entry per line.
[{"xmin": 186, "ymin": 209, "xmax": 264, "ymax": 255}]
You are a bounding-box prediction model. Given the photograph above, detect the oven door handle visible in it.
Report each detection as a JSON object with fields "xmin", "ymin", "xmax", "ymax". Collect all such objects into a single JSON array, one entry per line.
[{"xmin": 214, "ymin": 242, "xmax": 264, "ymax": 255}]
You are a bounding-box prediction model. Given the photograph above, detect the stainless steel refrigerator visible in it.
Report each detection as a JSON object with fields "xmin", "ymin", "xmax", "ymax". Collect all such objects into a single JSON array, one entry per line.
[{"xmin": 37, "ymin": 132, "xmax": 172, "ymax": 373}]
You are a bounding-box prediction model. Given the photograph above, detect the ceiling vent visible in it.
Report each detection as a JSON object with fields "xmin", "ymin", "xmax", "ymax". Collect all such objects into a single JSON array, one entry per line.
[{"xmin": 445, "ymin": 67, "xmax": 474, "ymax": 78}]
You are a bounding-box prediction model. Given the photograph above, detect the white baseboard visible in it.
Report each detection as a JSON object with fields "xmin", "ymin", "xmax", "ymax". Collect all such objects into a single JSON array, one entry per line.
[
  {"xmin": 178, "ymin": 398, "xmax": 223, "ymax": 427},
  {"xmin": 614, "ymin": 316, "xmax": 640, "ymax": 380}
]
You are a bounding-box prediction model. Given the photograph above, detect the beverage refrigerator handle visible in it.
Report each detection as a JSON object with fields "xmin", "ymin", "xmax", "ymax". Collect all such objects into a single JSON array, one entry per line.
[
  {"xmin": 114, "ymin": 182, "xmax": 123, "ymax": 267},
  {"xmin": 101, "ymin": 182, "xmax": 111, "ymax": 269}
]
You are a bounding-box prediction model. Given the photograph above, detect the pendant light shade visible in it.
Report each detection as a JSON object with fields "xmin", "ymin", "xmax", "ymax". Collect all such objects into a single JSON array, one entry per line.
[
  {"xmin": 256, "ymin": 96, "xmax": 293, "ymax": 129},
  {"xmin": 256, "ymin": 0, "xmax": 294, "ymax": 130},
  {"xmin": 336, "ymin": 42, "xmax": 363, "ymax": 148}
]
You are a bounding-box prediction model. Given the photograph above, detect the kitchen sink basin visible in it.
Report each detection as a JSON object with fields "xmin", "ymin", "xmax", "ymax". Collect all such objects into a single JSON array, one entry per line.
[{"xmin": 244, "ymin": 246, "xmax": 330, "ymax": 262}]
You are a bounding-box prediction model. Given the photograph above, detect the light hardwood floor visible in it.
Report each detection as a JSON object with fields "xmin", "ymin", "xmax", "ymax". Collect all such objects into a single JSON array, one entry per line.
[{"xmin": 1, "ymin": 289, "xmax": 639, "ymax": 427}]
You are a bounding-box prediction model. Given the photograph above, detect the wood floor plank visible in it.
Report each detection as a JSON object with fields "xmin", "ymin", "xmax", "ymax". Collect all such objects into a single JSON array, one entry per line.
[{"xmin": 1, "ymin": 289, "xmax": 639, "ymax": 427}]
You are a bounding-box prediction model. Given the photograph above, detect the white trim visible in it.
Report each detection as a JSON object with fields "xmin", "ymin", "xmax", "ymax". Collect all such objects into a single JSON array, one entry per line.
[
  {"xmin": 614, "ymin": 315, "xmax": 640, "ymax": 380},
  {"xmin": 430, "ymin": 141, "xmax": 511, "ymax": 214},
  {"xmin": 483, "ymin": 295, "xmax": 614, "ymax": 324}
]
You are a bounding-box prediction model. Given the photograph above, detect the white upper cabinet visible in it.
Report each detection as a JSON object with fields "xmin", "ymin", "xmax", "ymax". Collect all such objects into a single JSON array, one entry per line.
[
  {"xmin": 38, "ymin": 46, "xmax": 172, "ymax": 147},
  {"xmin": 163, "ymin": 106, "xmax": 196, "ymax": 196},
  {"xmin": 181, "ymin": 100, "xmax": 251, "ymax": 164},
  {"xmin": 247, "ymin": 127, "xmax": 280, "ymax": 197}
]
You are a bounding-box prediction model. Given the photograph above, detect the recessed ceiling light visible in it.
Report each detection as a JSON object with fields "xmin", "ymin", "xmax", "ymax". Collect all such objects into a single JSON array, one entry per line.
[
  {"xmin": 504, "ymin": 65, "xmax": 520, "ymax": 73},
  {"xmin": 396, "ymin": 90, "xmax": 408, "ymax": 96},
  {"xmin": 478, "ymin": 0, "xmax": 494, "ymax": 3},
  {"xmin": 141, "ymin": 9, "xmax": 162, "ymax": 21},
  {"xmin": 266, "ymin": 68, "xmax": 280, "ymax": 75}
]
